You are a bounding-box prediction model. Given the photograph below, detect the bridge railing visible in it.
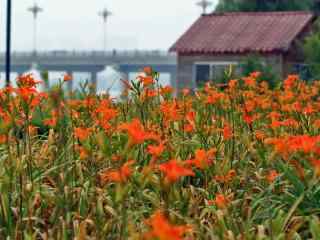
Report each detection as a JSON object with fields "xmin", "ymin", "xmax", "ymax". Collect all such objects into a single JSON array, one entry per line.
[{"xmin": 1, "ymin": 50, "xmax": 176, "ymax": 58}]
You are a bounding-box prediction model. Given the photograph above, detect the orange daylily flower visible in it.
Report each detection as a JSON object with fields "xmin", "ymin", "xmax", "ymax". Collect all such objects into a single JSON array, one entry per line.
[
  {"xmin": 141, "ymin": 89, "xmax": 158, "ymax": 100},
  {"xmin": 147, "ymin": 143, "xmax": 165, "ymax": 159},
  {"xmin": 160, "ymin": 86, "xmax": 173, "ymax": 95},
  {"xmin": 313, "ymin": 119, "xmax": 320, "ymax": 129},
  {"xmin": 15, "ymin": 86, "xmax": 39, "ymax": 103},
  {"xmin": 270, "ymin": 120, "xmax": 281, "ymax": 129},
  {"xmin": 185, "ymin": 148, "xmax": 216, "ymax": 170},
  {"xmin": 242, "ymin": 76, "xmax": 256, "ymax": 87},
  {"xmin": 288, "ymin": 135, "xmax": 320, "ymax": 154},
  {"xmin": 214, "ymin": 169, "xmax": 236, "ymax": 183},
  {"xmin": 284, "ymin": 75, "xmax": 299, "ymax": 89},
  {"xmin": 74, "ymin": 127, "xmax": 91, "ymax": 141},
  {"xmin": 228, "ymin": 79, "xmax": 238, "ymax": 89},
  {"xmin": 250, "ymin": 71, "xmax": 261, "ymax": 79},
  {"xmin": 242, "ymin": 112, "xmax": 257, "ymax": 126},
  {"xmin": 144, "ymin": 210, "xmax": 192, "ymax": 240},
  {"xmin": 159, "ymin": 159, "xmax": 195, "ymax": 183},
  {"xmin": 186, "ymin": 111, "xmax": 196, "ymax": 122},
  {"xmin": 0, "ymin": 134, "xmax": 7, "ymax": 144},
  {"xmin": 269, "ymin": 111, "xmax": 281, "ymax": 120},
  {"xmin": 43, "ymin": 110, "xmax": 58, "ymax": 127},
  {"xmin": 43, "ymin": 118, "xmax": 57, "ymax": 127},
  {"xmin": 138, "ymin": 76, "xmax": 155, "ymax": 87},
  {"xmin": 119, "ymin": 118, "xmax": 159, "ymax": 146},
  {"xmin": 17, "ymin": 74, "xmax": 42, "ymax": 88},
  {"xmin": 63, "ymin": 74, "xmax": 73, "ymax": 82},
  {"xmin": 223, "ymin": 123, "xmax": 233, "ymax": 140},
  {"xmin": 265, "ymin": 137, "xmax": 289, "ymax": 158},
  {"xmin": 183, "ymin": 123, "xmax": 195, "ymax": 133},
  {"xmin": 160, "ymin": 101, "xmax": 181, "ymax": 122},
  {"xmin": 281, "ymin": 118, "xmax": 299, "ymax": 128},
  {"xmin": 210, "ymin": 194, "xmax": 229, "ymax": 209},
  {"xmin": 79, "ymin": 146, "xmax": 89, "ymax": 159},
  {"xmin": 266, "ymin": 170, "xmax": 280, "ymax": 183},
  {"xmin": 255, "ymin": 130, "xmax": 266, "ymax": 141},
  {"xmin": 265, "ymin": 135, "xmax": 320, "ymax": 158},
  {"xmin": 143, "ymin": 66, "xmax": 153, "ymax": 75},
  {"xmin": 95, "ymin": 100, "xmax": 118, "ymax": 122},
  {"xmin": 206, "ymin": 92, "xmax": 226, "ymax": 105},
  {"xmin": 99, "ymin": 160, "xmax": 135, "ymax": 184},
  {"xmin": 303, "ymin": 104, "xmax": 315, "ymax": 115},
  {"xmin": 75, "ymin": 145, "xmax": 89, "ymax": 159},
  {"xmin": 181, "ymin": 88, "xmax": 190, "ymax": 96},
  {"xmin": 245, "ymin": 100, "xmax": 257, "ymax": 113}
]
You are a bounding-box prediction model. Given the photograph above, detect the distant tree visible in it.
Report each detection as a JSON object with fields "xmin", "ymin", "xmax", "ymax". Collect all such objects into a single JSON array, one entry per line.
[
  {"xmin": 240, "ymin": 55, "xmax": 277, "ymax": 87},
  {"xmin": 315, "ymin": 0, "xmax": 320, "ymax": 14},
  {"xmin": 215, "ymin": 0, "xmax": 240, "ymax": 12},
  {"xmin": 216, "ymin": 0, "xmax": 314, "ymax": 12},
  {"xmin": 304, "ymin": 21, "xmax": 320, "ymax": 80}
]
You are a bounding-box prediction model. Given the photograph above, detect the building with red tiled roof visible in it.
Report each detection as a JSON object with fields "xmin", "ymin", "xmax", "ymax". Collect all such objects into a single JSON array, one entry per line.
[{"xmin": 170, "ymin": 11, "xmax": 316, "ymax": 89}]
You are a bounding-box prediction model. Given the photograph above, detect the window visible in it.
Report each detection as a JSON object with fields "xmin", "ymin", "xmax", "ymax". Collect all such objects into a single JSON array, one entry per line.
[
  {"xmin": 195, "ymin": 64, "xmax": 210, "ymax": 85},
  {"xmin": 194, "ymin": 62, "xmax": 239, "ymax": 86}
]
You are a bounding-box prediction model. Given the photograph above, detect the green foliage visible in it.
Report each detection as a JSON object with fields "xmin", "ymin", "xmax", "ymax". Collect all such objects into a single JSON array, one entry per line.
[
  {"xmin": 216, "ymin": 0, "xmax": 314, "ymax": 12},
  {"xmin": 304, "ymin": 28, "xmax": 320, "ymax": 80},
  {"xmin": 217, "ymin": 65, "xmax": 238, "ymax": 84},
  {"xmin": 310, "ymin": 216, "xmax": 320, "ymax": 239},
  {"xmin": 240, "ymin": 55, "xmax": 277, "ymax": 87},
  {"xmin": 41, "ymin": 70, "xmax": 49, "ymax": 88}
]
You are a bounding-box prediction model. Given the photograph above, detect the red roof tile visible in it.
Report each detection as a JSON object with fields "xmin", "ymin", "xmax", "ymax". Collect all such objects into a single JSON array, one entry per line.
[{"xmin": 170, "ymin": 11, "xmax": 315, "ymax": 54}]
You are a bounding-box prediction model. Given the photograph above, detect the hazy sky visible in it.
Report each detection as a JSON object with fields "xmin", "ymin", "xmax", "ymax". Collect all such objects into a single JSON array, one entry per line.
[{"xmin": 0, "ymin": 0, "xmax": 217, "ymax": 52}]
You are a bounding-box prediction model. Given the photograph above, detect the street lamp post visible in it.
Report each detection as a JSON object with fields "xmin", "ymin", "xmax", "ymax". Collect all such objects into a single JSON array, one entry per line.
[
  {"xmin": 5, "ymin": 0, "xmax": 12, "ymax": 86},
  {"xmin": 28, "ymin": 2, "xmax": 43, "ymax": 56},
  {"xmin": 98, "ymin": 7, "xmax": 112, "ymax": 52},
  {"xmin": 196, "ymin": 0, "xmax": 213, "ymax": 15}
]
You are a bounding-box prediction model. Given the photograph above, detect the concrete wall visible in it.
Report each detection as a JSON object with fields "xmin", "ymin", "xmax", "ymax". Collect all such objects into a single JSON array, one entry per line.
[{"xmin": 176, "ymin": 54, "xmax": 283, "ymax": 89}]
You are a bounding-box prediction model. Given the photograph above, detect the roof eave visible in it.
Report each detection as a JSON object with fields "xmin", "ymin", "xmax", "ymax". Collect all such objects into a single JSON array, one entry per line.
[
  {"xmin": 174, "ymin": 49, "xmax": 287, "ymax": 55},
  {"xmin": 168, "ymin": 46, "xmax": 177, "ymax": 52}
]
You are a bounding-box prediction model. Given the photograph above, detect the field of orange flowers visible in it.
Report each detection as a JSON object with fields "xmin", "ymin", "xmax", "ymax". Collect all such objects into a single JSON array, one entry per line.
[{"xmin": 1, "ymin": 68, "xmax": 320, "ymax": 239}]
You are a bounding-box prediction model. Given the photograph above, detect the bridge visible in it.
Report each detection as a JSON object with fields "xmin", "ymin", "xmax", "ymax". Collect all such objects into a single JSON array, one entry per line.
[{"xmin": 0, "ymin": 50, "xmax": 177, "ymax": 88}]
